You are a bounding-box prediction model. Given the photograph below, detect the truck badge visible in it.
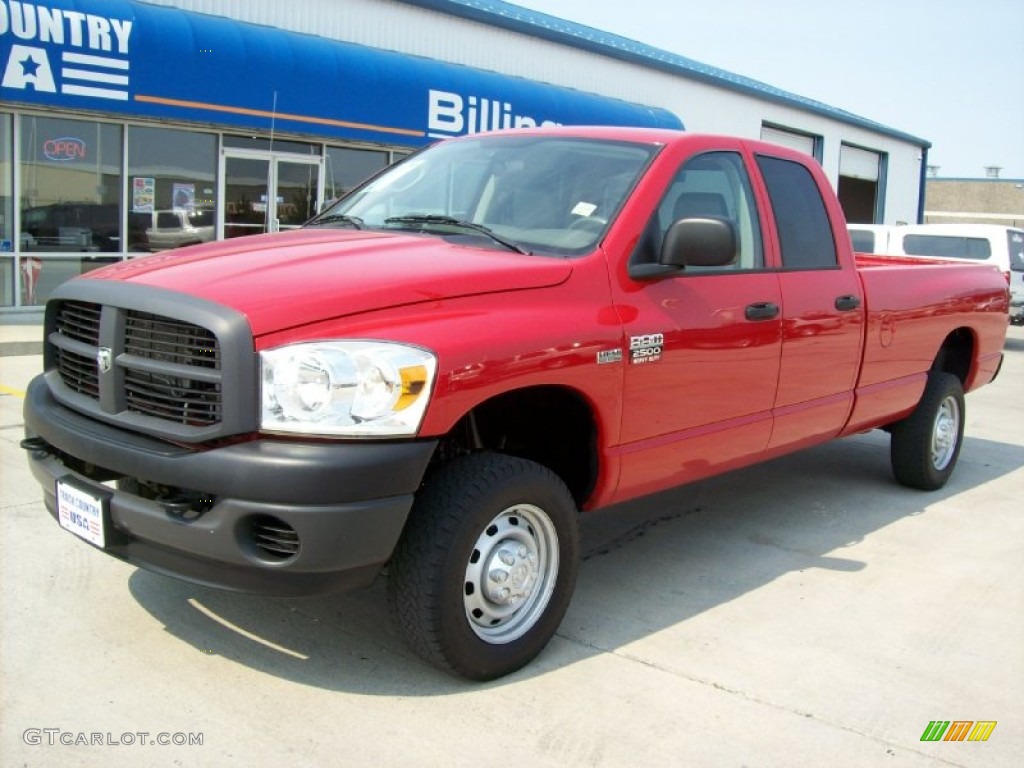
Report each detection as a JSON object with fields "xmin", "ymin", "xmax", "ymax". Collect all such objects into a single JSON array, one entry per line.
[
  {"xmin": 597, "ymin": 349, "xmax": 623, "ymax": 365},
  {"xmin": 629, "ymin": 333, "xmax": 664, "ymax": 364},
  {"xmin": 97, "ymin": 347, "xmax": 113, "ymax": 374}
]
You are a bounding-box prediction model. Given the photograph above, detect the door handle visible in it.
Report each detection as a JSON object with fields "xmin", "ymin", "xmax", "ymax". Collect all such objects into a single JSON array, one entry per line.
[
  {"xmin": 745, "ymin": 301, "xmax": 780, "ymax": 321},
  {"xmin": 835, "ymin": 294, "xmax": 862, "ymax": 311}
]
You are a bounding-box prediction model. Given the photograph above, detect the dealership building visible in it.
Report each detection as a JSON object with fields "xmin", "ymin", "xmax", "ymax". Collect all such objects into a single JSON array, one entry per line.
[{"xmin": 0, "ymin": 0, "xmax": 930, "ymax": 313}]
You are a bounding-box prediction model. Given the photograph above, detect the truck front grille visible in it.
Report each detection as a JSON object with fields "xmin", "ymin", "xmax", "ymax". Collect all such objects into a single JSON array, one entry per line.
[
  {"xmin": 122, "ymin": 311, "xmax": 222, "ymax": 426},
  {"xmin": 46, "ymin": 290, "xmax": 255, "ymax": 442}
]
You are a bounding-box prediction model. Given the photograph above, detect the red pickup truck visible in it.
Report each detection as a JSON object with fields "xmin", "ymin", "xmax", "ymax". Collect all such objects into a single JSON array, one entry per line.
[{"xmin": 23, "ymin": 128, "xmax": 1008, "ymax": 680}]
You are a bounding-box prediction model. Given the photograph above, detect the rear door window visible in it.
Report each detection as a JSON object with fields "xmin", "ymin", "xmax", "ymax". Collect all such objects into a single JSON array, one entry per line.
[{"xmin": 757, "ymin": 155, "xmax": 838, "ymax": 269}]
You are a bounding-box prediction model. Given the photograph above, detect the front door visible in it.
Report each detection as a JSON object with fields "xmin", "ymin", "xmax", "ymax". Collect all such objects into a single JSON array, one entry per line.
[
  {"xmin": 223, "ymin": 152, "xmax": 321, "ymax": 240},
  {"xmin": 611, "ymin": 149, "xmax": 783, "ymax": 501}
]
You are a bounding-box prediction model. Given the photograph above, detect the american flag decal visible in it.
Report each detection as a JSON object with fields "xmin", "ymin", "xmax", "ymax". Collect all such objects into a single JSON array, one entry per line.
[{"xmin": 61, "ymin": 51, "xmax": 129, "ymax": 101}]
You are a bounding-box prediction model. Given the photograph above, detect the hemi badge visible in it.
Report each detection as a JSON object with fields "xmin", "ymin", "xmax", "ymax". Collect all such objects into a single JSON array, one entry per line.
[
  {"xmin": 97, "ymin": 347, "xmax": 113, "ymax": 374},
  {"xmin": 597, "ymin": 349, "xmax": 622, "ymax": 364}
]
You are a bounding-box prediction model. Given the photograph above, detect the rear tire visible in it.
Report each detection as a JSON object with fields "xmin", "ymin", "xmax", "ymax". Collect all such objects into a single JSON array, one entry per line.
[
  {"xmin": 388, "ymin": 452, "xmax": 579, "ymax": 680},
  {"xmin": 890, "ymin": 372, "xmax": 965, "ymax": 490}
]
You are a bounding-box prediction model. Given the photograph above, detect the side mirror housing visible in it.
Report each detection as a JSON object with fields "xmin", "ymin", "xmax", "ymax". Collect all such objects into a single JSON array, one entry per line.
[{"xmin": 662, "ymin": 217, "xmax": 737, "ymax": 269}]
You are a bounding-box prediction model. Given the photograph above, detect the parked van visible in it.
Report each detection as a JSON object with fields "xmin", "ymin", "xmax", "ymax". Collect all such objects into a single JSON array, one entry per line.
[{"xmin": 849, "ymin": 224, "xmax": 1022, "ymax": 311}]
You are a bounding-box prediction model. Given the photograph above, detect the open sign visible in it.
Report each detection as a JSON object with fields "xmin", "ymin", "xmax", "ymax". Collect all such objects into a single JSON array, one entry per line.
[{"xmin": 43, "ymin": 137, "xmax": 87, "ymax": 162}]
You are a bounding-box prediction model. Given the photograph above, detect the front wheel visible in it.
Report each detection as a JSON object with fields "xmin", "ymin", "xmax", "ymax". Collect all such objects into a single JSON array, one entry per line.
[
  {"xmin": 388, "ymin": 453, "xmax": 579, "ymax": 680},
  {"xmin": 890, "ymin": 371, "xmax": 965, "ymax": 490}
]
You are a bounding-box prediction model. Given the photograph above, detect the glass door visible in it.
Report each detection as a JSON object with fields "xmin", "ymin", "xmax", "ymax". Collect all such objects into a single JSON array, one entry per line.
[
  {"xmin": 222, "ymin": 152, "xmax": 321, "ymax": 240},
  {"xmin": 275, "ymin": 159, "xmax": 320, "ymax": 231},
  {"xmin": 224, "ymin": 155, "xmax": 270, "ymax": 240}
]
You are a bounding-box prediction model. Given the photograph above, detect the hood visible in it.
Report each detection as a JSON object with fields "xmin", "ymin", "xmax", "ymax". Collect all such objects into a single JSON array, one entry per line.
[{"xmin": 83, "ymin": 229, "xmax": 573, "ymax": 336}]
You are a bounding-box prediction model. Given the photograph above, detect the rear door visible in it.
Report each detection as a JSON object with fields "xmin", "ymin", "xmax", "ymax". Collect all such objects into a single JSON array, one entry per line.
[
  {"xmin": 754, "ymin": 153, "xmax": 865, "ymax": 450},
  {"xmin": 611, "ymin": 148, "xmax": 782, "ymax": 500}
]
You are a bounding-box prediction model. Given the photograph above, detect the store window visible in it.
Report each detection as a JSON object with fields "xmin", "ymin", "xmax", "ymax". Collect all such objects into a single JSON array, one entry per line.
[
  {"xmin": 19, "ymin": 115, "xmax": 122, "ymax": 305},
  {"xmin": 324, "ymin": 146, "xmax": 389, "ymax": 205},
  {"xmin": 127, "ymin": 126, "xmax": 218, "ymax": 252},
  {"xmin": 1, "ymin": 113, "xmax": 12, "ymax": 306}
]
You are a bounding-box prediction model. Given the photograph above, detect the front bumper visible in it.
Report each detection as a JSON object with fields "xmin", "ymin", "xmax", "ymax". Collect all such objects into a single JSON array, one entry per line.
[{"xmin": 23, "ymin": 375, "xmax": 438, "ymax": 597}]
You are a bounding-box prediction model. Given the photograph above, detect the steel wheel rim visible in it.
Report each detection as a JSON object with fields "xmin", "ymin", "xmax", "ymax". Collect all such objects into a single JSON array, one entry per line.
[
  {"xmin": 931, "ymin": 395, "xmax": 961, "ymax": 471},
  {"xmin": 464, "ymin": 504, "xmax": 559, "ymax": 644}
]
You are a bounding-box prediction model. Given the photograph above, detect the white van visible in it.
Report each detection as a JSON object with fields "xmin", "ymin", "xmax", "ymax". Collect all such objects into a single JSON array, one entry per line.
[{"xmin": 848, "ymin": 223, "xmax": 1023, "ymax": 323}]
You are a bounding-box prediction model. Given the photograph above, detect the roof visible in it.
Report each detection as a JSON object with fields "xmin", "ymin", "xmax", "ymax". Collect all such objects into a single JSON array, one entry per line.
[{"xmin": 400, "ymin": 0, "xmax": 931, "ymax": 148}]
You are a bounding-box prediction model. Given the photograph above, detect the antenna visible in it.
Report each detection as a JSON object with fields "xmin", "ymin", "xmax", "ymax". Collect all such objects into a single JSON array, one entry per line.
[
  {"xmin": 268, "ymin": 90, "xmax": 278, "ymax": 233},
  {"xmin": 269, "ymin": 90, "xmax": 277, "ymax": 152}
]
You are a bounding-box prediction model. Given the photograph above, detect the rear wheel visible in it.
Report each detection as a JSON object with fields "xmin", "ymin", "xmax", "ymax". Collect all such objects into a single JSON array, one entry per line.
[
  {"xmin": 388, "ymin": 452, "xmax": 579, "ymax": 680},
  {"xmin": 890, "ymin": 372, "xmax": 965, "ymax": 490}
]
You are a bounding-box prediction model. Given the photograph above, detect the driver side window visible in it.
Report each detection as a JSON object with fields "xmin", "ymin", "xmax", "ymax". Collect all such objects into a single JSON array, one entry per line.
[{"xmin": 646, "ymin": 151, "xmax": 764, "ymax": 272}]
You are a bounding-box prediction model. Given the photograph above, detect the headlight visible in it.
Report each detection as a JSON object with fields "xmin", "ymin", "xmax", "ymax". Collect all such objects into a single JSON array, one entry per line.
[{"xmin": 261, "ymin": 341, "xmax": 437, "ymax": 437}]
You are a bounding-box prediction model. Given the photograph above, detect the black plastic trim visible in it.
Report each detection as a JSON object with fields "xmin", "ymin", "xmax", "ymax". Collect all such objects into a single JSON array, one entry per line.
[
  {"xmin": 24, "ymin": 376, "xmax": 441, "ymax": 597},
  {"xmin": 25, "ymin": 376, "xmax": 438, "ymax": 504}
]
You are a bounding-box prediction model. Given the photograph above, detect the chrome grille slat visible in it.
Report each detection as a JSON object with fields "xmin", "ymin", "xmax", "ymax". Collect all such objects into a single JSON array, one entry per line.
[
  {"xmin": 125, "ymin": 311, "xmax": 220, "ymax": 370},
  {"xmin": 54, "ymin": 301, "xmax": 101, "ymax": 345},
  {"xmin": 56, "ymin": 349, "xmax": 100, "ymax": 397}
]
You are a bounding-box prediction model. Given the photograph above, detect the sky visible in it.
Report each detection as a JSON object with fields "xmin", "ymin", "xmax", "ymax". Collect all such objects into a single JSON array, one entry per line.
[{"xmin": 514, "ymin": 0, "xmax": 1024, "ymax": 179}]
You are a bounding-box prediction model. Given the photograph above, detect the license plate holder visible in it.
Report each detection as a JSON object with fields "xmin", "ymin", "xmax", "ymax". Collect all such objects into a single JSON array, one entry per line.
[{"xmin": 56, "ymin": 477, "xmax": 110, "ymax": 549}]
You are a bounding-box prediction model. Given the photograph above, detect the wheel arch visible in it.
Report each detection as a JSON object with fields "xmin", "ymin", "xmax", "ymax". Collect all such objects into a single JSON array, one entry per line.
[
  {"xmin": 930, "ymin": 327, "xmax": 975, "ymax": 386},
  {"xmin": 431, "ymin": 385, "xmax": 600, "ymax": 508}
]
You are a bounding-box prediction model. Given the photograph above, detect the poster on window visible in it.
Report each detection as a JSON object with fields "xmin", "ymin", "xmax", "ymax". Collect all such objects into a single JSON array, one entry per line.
[
  {"xmin": 172, "ymin": 183, "xmax": 195, "ymax": 211},
  {"xmin": 132, "ymin": 177, "xmax": 155, "ymax": 212}
]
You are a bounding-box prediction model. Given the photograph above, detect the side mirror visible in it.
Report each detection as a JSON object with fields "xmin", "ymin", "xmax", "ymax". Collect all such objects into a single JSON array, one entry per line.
[{"xmin": 662, "ymin": 217, "xmax": 737, "ymax": 269}]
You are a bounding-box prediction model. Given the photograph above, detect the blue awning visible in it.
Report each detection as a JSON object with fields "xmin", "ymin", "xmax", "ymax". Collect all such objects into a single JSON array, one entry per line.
[{"xmin": 0, "ymin": 0, "xmax": 683, "ymax": 145}]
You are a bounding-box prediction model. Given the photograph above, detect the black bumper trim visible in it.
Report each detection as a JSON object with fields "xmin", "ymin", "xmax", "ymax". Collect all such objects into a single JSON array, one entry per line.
[
  {"xmin": 24, "ymin": 375, "xmax": 437, "ymax": 504},
  {"xmin": 23, "ymin": 376, "xmax": 440, "ymax": 597}
]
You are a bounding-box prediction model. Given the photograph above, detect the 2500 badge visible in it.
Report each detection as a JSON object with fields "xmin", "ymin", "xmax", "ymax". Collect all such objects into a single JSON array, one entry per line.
[{"xmin": 629, "ymin": 333, "xmax": 663, "ymax": 364}]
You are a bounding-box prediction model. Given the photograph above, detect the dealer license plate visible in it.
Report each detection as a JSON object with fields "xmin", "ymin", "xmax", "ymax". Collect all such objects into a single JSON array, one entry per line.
[{"xmin": 56, "ymin": 479, "xmax": 108, "ymax": 548}]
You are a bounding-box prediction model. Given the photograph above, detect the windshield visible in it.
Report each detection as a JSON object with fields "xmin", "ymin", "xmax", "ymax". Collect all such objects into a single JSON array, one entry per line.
[{"xmin": 308, "ymin": 135, "xmax": 657, "ymax": 255}]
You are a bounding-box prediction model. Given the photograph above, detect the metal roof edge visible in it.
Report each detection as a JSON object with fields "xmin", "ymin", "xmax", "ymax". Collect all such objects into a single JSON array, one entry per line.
[{"xmin": 398, "ymin": 0, "xmax": 931, "ymax": 148}]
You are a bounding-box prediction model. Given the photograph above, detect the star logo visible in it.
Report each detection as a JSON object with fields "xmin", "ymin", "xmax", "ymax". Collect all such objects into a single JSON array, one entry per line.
[{"xmin": 20, "ymin": 55, "xmax": 41, "ymax": 78}]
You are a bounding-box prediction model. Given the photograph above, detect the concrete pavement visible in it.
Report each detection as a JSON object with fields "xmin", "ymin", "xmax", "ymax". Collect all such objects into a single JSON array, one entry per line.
[
  {"xmin": 1, "ymin": 328, "xmax": 1021, "ymax": 766},
  {"xmin": 0, "ymin": 320, "xmax": 43, "ymax": 358}
]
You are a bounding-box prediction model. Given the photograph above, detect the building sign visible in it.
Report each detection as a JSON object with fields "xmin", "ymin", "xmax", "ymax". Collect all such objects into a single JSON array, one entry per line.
[
  {"xmin": 0, "ymin": 2, "xmax": 132, "ymax": 100},
  {"xmin": 1, "ymin": 0, "xmax": 681, "ymax": 146}
]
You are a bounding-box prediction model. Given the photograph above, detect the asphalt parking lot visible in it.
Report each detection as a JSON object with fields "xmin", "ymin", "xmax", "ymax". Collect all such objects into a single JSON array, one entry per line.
[{"xmin": 1, "ymin": 326, "xmax": 1021, "ymax": 767}]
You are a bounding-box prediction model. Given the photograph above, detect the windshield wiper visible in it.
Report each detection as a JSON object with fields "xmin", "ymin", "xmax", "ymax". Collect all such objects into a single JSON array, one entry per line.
[
  {"xmin": 384, "ymin": 215, "xmax": 530, "ymax": 255},
  {"xmin": 307, "ymin": 213, "xmax": 364, "ymax": 229}
]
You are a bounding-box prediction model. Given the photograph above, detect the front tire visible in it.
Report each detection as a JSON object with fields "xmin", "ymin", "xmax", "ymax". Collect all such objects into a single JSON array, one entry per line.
[
  {"xmin": 890, "ymin": 371, "xmax": 965, "ymax": 490},
  {"xmin": 388, "ymin": 452, "xmax": 579, "ymax": 680}
]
